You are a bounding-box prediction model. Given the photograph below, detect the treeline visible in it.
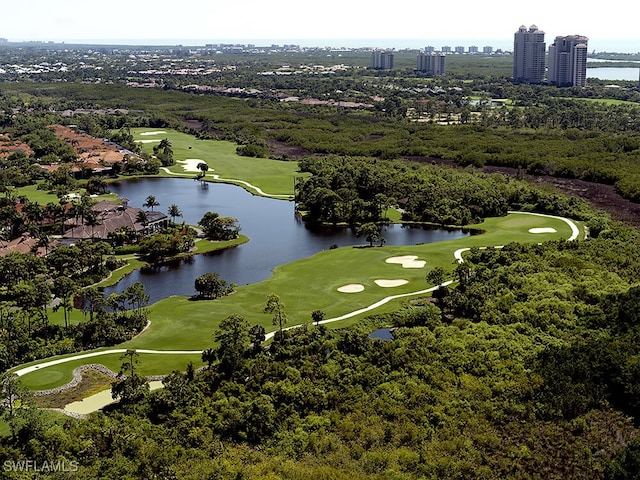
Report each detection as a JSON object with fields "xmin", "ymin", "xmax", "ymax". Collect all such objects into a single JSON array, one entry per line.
[{"xmin": 296, "ymin": 156, "xmax": 592, "ymax": 225}]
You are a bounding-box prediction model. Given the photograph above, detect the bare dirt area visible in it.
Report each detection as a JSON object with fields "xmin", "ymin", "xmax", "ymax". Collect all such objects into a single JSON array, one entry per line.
[{"xmin": 265, "ymin": 139, "xmax": 320, "ymax": 160}]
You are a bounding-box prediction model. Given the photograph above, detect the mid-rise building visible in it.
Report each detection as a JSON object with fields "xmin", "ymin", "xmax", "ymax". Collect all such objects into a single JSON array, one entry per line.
[
  {"xmin": 483, "ymin": 45, "xmax": 493, "ymax": 54},
  {"xmin": 441, "ymin": 46, "xmax": 452, "ymax": 53},
  {"xmin": 548, "ymin": 35, "xmax": 589, "ymax": 87},
  {"xmin": 513, "ymin": 24, "xmax": 546, "ymax": 83},
  {"xmin": 468, "ymin": 45, "xmax": 478, "ymax": 54},
  {"xmin": 425, "ymin": 45, "xmax": 435, "ymax": 53},
  {"xmin": 455, "ymin": 45, "xmax": 465, "ymax": 54},
  {"xmin": 417, "ymin": 52, "xmax": 446, "ymax": 75},
  {"xmin": 371, "ymin": 50, "xmax": 394, "ymax": 70}
]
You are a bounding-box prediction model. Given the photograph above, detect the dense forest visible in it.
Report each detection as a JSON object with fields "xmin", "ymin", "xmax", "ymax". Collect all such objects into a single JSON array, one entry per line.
[{"xmin": 2, "ymin": 48, "xmax": 640, "ymax": 479}]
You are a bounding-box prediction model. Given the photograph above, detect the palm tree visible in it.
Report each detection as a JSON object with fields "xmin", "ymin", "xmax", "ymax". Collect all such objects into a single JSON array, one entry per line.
[
  {"xmin": 136, "ymin": 211, "xmax": 149, "ymax": 234},
  {"xmin": 168, "ymin": 204, "xmax": 182, "ymax": 225},
  {"xmin": 196, "ymin": 162, "xmax": 209, "ymax": 183},
  {"xmin": 84, "ymin": 211, "xmax": 102, "ymax": 239},
  {"xmin": 143, "ymin": 195, "xmax": 159, "ymax": 212}
]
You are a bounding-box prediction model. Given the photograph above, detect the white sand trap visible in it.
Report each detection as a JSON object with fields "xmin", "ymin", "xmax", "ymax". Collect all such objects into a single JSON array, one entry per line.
[
  {"xmin": 375, "ymin": 279, "xmax": 409, "ymax": 287},
  {"xmin": 135, "ymin": 139, "xmax": 162, "ymax": 143},
  {"xmin": 64, "ymin": 381, "xmax": 163, "ymax": 415},
  {"xmin": 529, "ymin": 227, "xmax": 557, "ymax": 234},
  {"xmin": 337, "ymin": 284, "xmax": 365, "ymax": 293},
  {"xmin": 139, "ymin": 131, "xmax": 167, "ymax": 136},
  {"xmin": 385, "ymin": 255, "xmax": 426, "ymax": 268},
  {"xmin": 177, "ymin": 159, "xmax": 210, "ymax": 172}
]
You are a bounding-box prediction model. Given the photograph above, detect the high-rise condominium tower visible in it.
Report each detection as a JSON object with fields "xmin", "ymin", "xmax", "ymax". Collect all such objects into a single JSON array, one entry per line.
[
  {"xmin": 417, "ymin": 52, "xmax": 446, "ymax": 76},
  {"xmin": 371, "ymin": 50, "xmax": 394, "ymax": 70},
  {"xmin": 513, "ymin": 24, "xmax": 546, "ymax": 83},
  {"xmin": 548, "ymin": 35, "xmax": 589, "ymax": 87}
]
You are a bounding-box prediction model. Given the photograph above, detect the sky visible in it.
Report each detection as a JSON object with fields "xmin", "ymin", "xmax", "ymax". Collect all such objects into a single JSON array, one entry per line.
[{"xmin": 2, "ymin": 0, "xmax": 638, "ymax": 52}]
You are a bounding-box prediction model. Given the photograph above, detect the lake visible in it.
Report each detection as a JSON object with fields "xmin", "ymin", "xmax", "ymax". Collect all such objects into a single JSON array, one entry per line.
[
  {"xmin": 587, "ymin": 67, "xmax": 640, "ymax": 81},
  {"xmin": 106, "ymin": 178, "xmax": 470, "ymax": 303}
]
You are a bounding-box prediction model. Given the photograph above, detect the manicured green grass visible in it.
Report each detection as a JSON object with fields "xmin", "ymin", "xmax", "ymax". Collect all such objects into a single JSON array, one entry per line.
[
  {"xmin": 131, "ymin": 128, "xmax": 308, "ymax": 196},
  {"xmin": 15, "ymin": 184, "xmax": 118, "ymax": 205},
  {"xmin": 14, "ymin": 351, "xmax": 202, "ymax": 390},
  {"xmin": 15, "ymin": 212, "xmax": 577, "ymax": 389}
]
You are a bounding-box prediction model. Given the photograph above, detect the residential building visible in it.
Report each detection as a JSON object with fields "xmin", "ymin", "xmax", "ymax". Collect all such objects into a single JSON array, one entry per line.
[
  {"xmin": 548, "ymin": 35, "xmax": 589, "ymax": 87},
  {"xmin": 371, "ymin": 50, "xmax": 394, "ymax": 70},
  {"xmin": 63, "ymin": 200, "xmax": 168, "ymax": 241},
  {"xmin": 417, "ymin": 52, "xmax": 446, "ymax": 76},
  {"xmin": 441, "ymin": 46, "xmax": 452, "ymax": 53},
  {"xmin": 455, "ymin": 46, "xmax": 465, "ymax": 54},
  {"xmin": 425, "ymin": 45, "xmax": 435, "ymax": 53},
  {"xmin": 513, "ymin": 24, "xmax": 546, "ymax": 83},
  {"xmin": 483, "ymin": 46, "xmax": 493, "ymax": 54},
  {"xmin": 468, "ymin": 46, "xmax": 479, "ymax": 54}
]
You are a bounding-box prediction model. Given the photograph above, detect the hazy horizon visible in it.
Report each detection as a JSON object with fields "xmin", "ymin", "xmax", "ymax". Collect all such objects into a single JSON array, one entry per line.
[{"xmin": 2, "ymin": 37, "xmax": 638, "ymax": 54}]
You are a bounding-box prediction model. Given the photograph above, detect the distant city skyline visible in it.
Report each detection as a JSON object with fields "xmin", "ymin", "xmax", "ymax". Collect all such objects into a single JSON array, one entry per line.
[{"xmin": 1, "ymin": 0, "xmax": 638, "ymax": 53}]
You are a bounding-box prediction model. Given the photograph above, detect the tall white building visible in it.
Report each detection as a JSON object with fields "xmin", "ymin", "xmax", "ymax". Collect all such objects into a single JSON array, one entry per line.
[
  {"xmin": 417, "ymin": 52, "xmax": 446, "ymax": 76},
  {"xmin": 513, "ymin": 24, "xmax": 546, "ymax": 83},
  {"xmin": 548, "ymin": 35, "xmax": 589, "ymax": 87},
  {"xmin": 371, "ymin": 50, "xmax": 395, "ymax": 70}
]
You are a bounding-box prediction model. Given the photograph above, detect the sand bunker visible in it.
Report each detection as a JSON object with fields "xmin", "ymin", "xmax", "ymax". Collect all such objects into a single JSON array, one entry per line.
[
  {"xmin": 529, "ymin": 227, "xmax": 557, "ymax": 234},
  {"xmin": 139, "ymin": 131, "xmax": 167, "ymax": 136},
  {"xmin": 135, "ymin": 139, "xmax": 162, "ymax": 144},
  {"xmin": 64, "ymin": 381, "xmax": 163, "ymax": 415},
  {"xmin": 337, "ymin": 284, "xmax": 365, "ymax": 293},
  {"xmin": 374, "ymin": 279, "xmax": 409, "ymax": 287},
  {"xmin": 385, "ymin": 255, "xmax": 426, "ymax": 268},
  {"xmin": 178, "ymin": 159, "xmax": 210, "ymax": 172}
]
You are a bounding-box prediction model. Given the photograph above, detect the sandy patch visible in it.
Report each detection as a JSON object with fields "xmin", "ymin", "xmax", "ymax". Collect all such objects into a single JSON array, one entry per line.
[
  {"xmin": 135, "ymin": 139, "xmax": 162, "ymax": 144},
  {"xmin": 385, "ymin": 255, "xmax": 426, "ymax": 268},
  {"xmin": 374, "ymin": 279, "xmax": 409, "ymax": 287},
  {"xmin": 337, "ymin": 284, "xmax": 365, "ymax": 293},
  {"xmin": 174, "ymin": 158, "xmax": 210, "ymax": 173},
  {"xmin": 139, "ymin": 131, "xmax": 167, "ymax": 136},
  {"xmin": 64, "ymin": 381, "xmax": 163, "ymax": 415},
  {"xmin": 529, "ymin": 227, "xmax": 557, "ymax": 234}
]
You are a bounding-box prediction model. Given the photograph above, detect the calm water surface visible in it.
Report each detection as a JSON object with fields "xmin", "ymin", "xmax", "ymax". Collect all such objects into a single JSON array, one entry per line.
[{"xmin": 107, "ymin": 178, "xmax": 469, "ymax": 303}]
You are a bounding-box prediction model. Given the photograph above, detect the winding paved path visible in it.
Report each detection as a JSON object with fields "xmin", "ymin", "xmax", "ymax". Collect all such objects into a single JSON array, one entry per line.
[{"xmin": 12, "ymin": 212, "xmax": 581, "ymax": 378}]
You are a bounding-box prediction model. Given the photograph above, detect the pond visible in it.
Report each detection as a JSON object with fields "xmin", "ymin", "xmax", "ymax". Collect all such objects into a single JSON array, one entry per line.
[
  {"xmin": 370, "ymin": 328, "xmax": 394, "ymax": 340},
  {"xmin": 106, "ymin": 178, "xmax": 470, "ymax": 303}
]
